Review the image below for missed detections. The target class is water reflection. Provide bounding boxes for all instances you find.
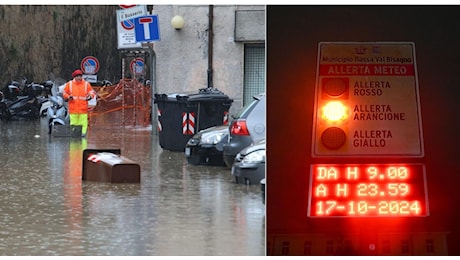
[0,119,265,255]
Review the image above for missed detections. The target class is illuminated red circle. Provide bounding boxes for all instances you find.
[322,78,347,97]
[321,127,346,150]
[119,5,137,9]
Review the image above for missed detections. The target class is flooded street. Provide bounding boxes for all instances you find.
[0,119,265,255]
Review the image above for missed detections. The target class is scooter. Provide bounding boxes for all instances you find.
[2,80,23,99]
[38,80,54,117]
[46,79,69,135]
[0,82,43,121]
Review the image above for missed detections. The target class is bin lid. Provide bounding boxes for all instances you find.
[155,88,233,102]
[187,92,231,101]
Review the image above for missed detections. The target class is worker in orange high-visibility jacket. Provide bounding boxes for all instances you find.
[63,69,96,137]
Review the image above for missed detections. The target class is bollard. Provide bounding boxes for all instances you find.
[82,149,140,183]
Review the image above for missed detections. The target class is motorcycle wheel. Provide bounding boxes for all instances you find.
[0,103,12,121]
[28,106,39,120]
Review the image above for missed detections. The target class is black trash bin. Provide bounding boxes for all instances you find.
[154,88,233,152]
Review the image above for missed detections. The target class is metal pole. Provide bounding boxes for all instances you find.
[207,5,214,89]
[121,55,125,79]
[145,8,157,135]
[150,47,157,135]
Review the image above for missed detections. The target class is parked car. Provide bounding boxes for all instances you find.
[185,125,229,166]
[231,138,266,185]
[223,93,266,168]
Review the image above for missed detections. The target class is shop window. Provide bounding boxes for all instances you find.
[401,240,410,254]
[426,239,434,253]
[326,240,334,255]
[383,240,390,255]
[281,241,290,256]
[304,241,312,255]
[343,240,353,255]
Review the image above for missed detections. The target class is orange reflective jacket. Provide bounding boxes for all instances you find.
[63,79,96,114]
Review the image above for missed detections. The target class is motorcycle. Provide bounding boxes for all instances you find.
[0,79,44,121]
[38,80,55,117]
[46,78,69,135]
[2,80,23,99]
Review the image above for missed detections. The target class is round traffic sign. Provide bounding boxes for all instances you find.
[121,19,136,30]
[80,56,99,75]
[119,5,137,9]
[130,58,145,75]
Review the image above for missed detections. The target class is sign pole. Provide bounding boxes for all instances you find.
[141,43,157,135]
[118,6,159,134]
[145,8,158,135]
[121,55,125,79]
[151,47,157,135]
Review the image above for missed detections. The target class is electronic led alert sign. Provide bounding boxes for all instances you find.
[308,164,429,217]
[312,42,424,157]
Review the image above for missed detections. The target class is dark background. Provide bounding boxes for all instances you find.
[266,5,460,255]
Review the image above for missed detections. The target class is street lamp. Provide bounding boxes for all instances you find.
[171,15,185,30]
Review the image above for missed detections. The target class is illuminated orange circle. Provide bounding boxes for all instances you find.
[321,101,348,122]
[323,78,347,97]
[321,127,346,150]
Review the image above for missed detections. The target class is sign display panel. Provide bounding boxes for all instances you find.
[312,42,424,157]
[116,9,143,49]
[134,15,160,42]
[117,5,147,22]
[308,164,429,217]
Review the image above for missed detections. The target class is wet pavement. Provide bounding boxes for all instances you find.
[0,119,265,255]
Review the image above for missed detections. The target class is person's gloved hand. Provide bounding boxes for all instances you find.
[86,95,92,101]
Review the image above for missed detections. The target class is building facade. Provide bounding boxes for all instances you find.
[267,232,449,256]
[128,5,265,117]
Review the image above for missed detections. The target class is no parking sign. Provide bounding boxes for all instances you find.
[81,56,100,75]
[130,57,145,75]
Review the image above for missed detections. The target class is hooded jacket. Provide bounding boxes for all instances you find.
[63,79,96,114]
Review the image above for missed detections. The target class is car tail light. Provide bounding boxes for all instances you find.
[230,119,250,136]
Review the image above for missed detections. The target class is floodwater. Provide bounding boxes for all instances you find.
[0,119,265,256]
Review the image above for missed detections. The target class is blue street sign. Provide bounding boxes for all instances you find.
[134,15,160,42]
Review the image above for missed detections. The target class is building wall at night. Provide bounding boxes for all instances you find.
[267,5,460,256]
[267,232,448,256]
